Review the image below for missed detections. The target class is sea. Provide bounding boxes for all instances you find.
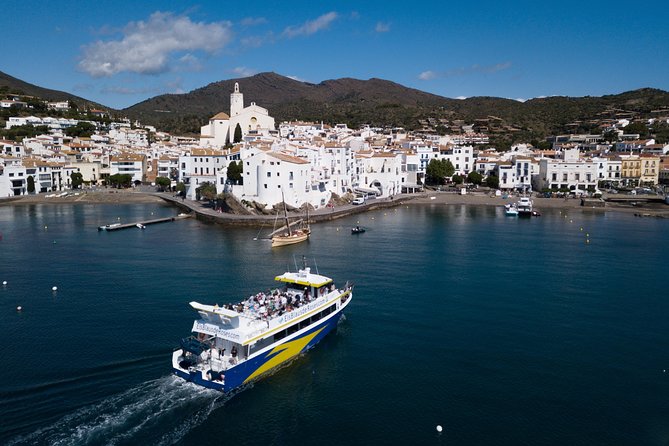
[0,201,668,446]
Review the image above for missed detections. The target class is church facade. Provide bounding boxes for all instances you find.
[200,82,275,147]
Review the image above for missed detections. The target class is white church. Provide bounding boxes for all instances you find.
[200,82,275,147]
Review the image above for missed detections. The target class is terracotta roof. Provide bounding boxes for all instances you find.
[211,112,230,120]
[267,152,309,164]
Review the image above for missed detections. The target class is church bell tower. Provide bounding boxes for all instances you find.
[230,82,244,117]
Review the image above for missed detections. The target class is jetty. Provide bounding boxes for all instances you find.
[98,213,191,231]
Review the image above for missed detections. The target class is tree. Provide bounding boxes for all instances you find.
[233,123,242,143]
[602,129,619,143]
[452,174,464,185]
[623,122,650,138]
[467,171,483,185]
[176,182,186,196]
[227,160,243,184]
[155,176,171,191]
[107,174,133,188]
[70,172,83,189]
[425,159,454,185]
[196,181,217,201]
[27,176,35,194]
[443,159,455,177]
[485,175,500,189]
[64,121,96,138]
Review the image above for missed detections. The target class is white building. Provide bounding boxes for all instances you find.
[238,150,330,210]
[179,148,231,200]
[200,83,275,147]
[533,149,598,192]
[109,153,146,184]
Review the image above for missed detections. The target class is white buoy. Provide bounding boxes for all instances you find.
[436,425,443,433]
[52,286,58,291]
[16,306,22,311]
[2,280,6,285]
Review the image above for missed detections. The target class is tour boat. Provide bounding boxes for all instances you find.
[172,262,353,392]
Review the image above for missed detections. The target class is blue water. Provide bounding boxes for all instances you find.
[1,202,668,445]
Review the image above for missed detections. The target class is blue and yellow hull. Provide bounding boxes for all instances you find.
[173,310,342,392]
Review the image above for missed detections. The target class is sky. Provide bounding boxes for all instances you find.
[2,0,668,110]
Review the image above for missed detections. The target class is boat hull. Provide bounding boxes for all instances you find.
[271,231,309,247]
[173,308,342,392]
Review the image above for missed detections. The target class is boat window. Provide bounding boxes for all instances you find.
[273,329,286,341]
[287,324,298,335]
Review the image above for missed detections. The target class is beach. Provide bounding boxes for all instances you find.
[3,188,668,219]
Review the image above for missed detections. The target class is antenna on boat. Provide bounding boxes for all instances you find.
[301,255,308,270]
[313,257,319,275]
[293,255,299,271]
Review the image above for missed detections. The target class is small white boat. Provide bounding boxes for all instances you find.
[98,223,122,231]
[504,203,519,216]
[136,223,146,229]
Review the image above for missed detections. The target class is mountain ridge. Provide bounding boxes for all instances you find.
[2,70,668,141]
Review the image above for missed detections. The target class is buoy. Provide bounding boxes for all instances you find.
[586,239,590,244]
[2,280,6,285]
[44,225,48,229]
[586,233,589,237]
[436,425,443,433]
[16,306,22,311]
[580,227,583,231]
[53,240,57,244]
[52,286,58,291]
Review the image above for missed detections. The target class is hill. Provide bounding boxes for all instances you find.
[123,72,669,140]
[3,69,669,143]
[0,70,106,111]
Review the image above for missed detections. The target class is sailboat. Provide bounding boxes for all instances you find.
[269,192,311,248]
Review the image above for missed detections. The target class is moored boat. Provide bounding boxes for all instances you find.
[98,223,121,231]
[351,226,366,234]
[270,192,310,247]
[504,203,519,216]
[517,197,533,217]
[172,262,353,392]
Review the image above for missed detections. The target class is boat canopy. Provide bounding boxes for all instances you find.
[275,267,332,288]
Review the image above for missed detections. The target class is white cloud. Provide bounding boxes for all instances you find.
[79,12,233,77]
[375,22,390,33]
[418,62,512,81]
[240,17,267,26]
[456,96,468,100]
[418,70,437,81]
[230,66,257,77]
[282,12,338,38]
[287,75,307,82]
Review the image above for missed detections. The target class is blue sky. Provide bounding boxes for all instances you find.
[3,0,668,109]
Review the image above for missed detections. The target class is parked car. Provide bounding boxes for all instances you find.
[352,197,365,205]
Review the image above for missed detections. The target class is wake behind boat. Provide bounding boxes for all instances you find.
[172,261,353,392]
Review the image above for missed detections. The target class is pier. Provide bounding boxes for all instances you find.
[98,214,191,231]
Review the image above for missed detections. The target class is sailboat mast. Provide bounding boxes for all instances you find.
[282,190,292,236]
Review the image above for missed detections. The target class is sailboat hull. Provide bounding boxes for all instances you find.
[271,230,310,247]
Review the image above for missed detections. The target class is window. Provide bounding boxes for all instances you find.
[267,172,271,177]
[264,184,267,188]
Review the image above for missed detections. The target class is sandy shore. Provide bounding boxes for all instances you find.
[3,189,668,219]
[0,189,165,205]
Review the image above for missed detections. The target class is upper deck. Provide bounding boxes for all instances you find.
[189,268,347,346]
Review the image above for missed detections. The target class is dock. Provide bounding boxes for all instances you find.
[98,213,191,231]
